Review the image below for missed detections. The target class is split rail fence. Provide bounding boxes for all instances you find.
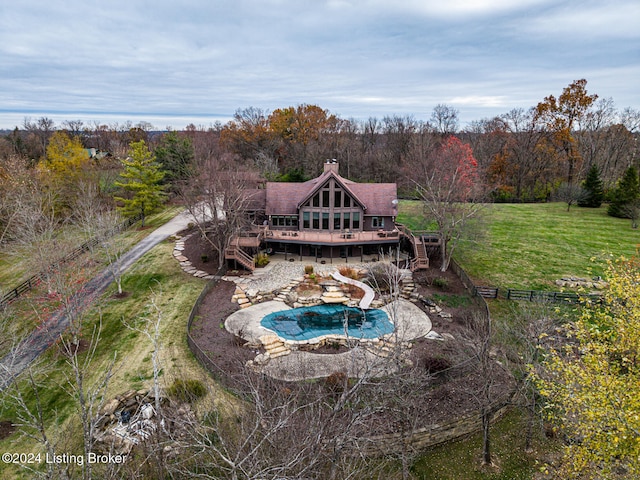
[0,214,141,308]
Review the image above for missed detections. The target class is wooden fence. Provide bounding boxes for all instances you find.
[185,268,239,387]
[0,214,141,308]
[505,288,601,303]
[449,258,602,304]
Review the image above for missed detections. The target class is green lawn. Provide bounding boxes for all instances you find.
[0,240,212,479]
[399,200,639,290]
[0,205,184,294]
[2,201,636,479]
[411,409,555,480]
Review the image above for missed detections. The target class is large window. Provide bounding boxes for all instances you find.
[343,212,350,230]
[333,213,341,230]
[299,179,363,231]
[271,216,298,227]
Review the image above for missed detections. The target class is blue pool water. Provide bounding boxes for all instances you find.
[261,304,394,341]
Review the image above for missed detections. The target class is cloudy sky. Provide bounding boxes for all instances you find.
[1,0,638,130]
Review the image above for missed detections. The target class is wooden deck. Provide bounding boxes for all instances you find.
[226,224,437,271]
[263,229,401,245]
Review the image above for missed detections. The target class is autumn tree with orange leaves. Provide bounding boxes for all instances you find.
[534,79,598,186]
[268,104,339,176]
[219,107,278,175]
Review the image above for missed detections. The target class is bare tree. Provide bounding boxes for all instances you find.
[94,210,128,296]
[59,320,118,480]
[382,115,418,167]
[73,181,108,253]
[9,185,67,294]
[431,104,459,135]
[0,156,31,247]
[623,198,640,229]
[454,310,504,466]
[23,116,55,160]
[63,119,85,140]
[122,288,164,420]
[409,136,485,271]
[554,181,587,211]
[499,301,561,452]
[181,152,259,269]
[0,362,69,479]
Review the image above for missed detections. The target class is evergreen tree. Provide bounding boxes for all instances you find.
[608,166,639,218]
[115,140,166,227]
[578,163,604,208]
[154,131,194,188]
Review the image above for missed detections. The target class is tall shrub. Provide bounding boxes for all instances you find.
[608,166,639,218]
[578,163,604,208]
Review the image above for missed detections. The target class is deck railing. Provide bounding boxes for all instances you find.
[225,246,255,271]
[263,228,400,244]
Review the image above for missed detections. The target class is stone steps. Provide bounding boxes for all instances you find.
[259,334,291,358]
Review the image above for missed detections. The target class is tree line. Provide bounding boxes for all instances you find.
[1,78,639,249]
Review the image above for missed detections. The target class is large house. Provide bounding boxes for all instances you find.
[226,160,430,270]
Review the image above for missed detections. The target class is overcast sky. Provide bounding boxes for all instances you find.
[1,0,638,130]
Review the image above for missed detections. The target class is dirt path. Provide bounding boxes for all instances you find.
[0,210,195,392]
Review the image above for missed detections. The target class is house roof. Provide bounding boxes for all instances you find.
[265,170,397,216]
[243,189,266,211]
[295,170,366,210]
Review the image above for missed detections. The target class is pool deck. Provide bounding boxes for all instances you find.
[225,299,432,381]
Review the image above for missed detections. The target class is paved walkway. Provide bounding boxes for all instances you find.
[0,210,196,391]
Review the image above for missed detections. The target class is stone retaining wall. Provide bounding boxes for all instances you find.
[350,402,511,456]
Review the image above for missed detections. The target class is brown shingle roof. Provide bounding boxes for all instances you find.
[265,171,397,217]
[243,189,266,211]
[349,182,398,216]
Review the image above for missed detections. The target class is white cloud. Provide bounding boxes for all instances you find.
[448,96,507,108]
[523,1,640,39]
[0,0,637,129]
[363,0,554,18]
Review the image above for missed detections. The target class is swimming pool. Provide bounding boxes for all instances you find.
[260,304,394,342]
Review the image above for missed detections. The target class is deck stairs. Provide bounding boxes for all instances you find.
[396,224,430,271]
[225,228,266,271]
[225,245,255,271]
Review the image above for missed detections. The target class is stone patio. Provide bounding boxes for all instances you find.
[225,296,432,381]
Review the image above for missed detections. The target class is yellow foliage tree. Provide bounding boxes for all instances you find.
[536,254,640,478]
[42,131,90,182]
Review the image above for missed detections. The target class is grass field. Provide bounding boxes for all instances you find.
[411,409,554,480]
[0,235,218,479]
[0,206,184,294]
[1,201,636,478]
[399,200,639,290]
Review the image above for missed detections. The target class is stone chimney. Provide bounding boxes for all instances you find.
[323,158,339,174]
